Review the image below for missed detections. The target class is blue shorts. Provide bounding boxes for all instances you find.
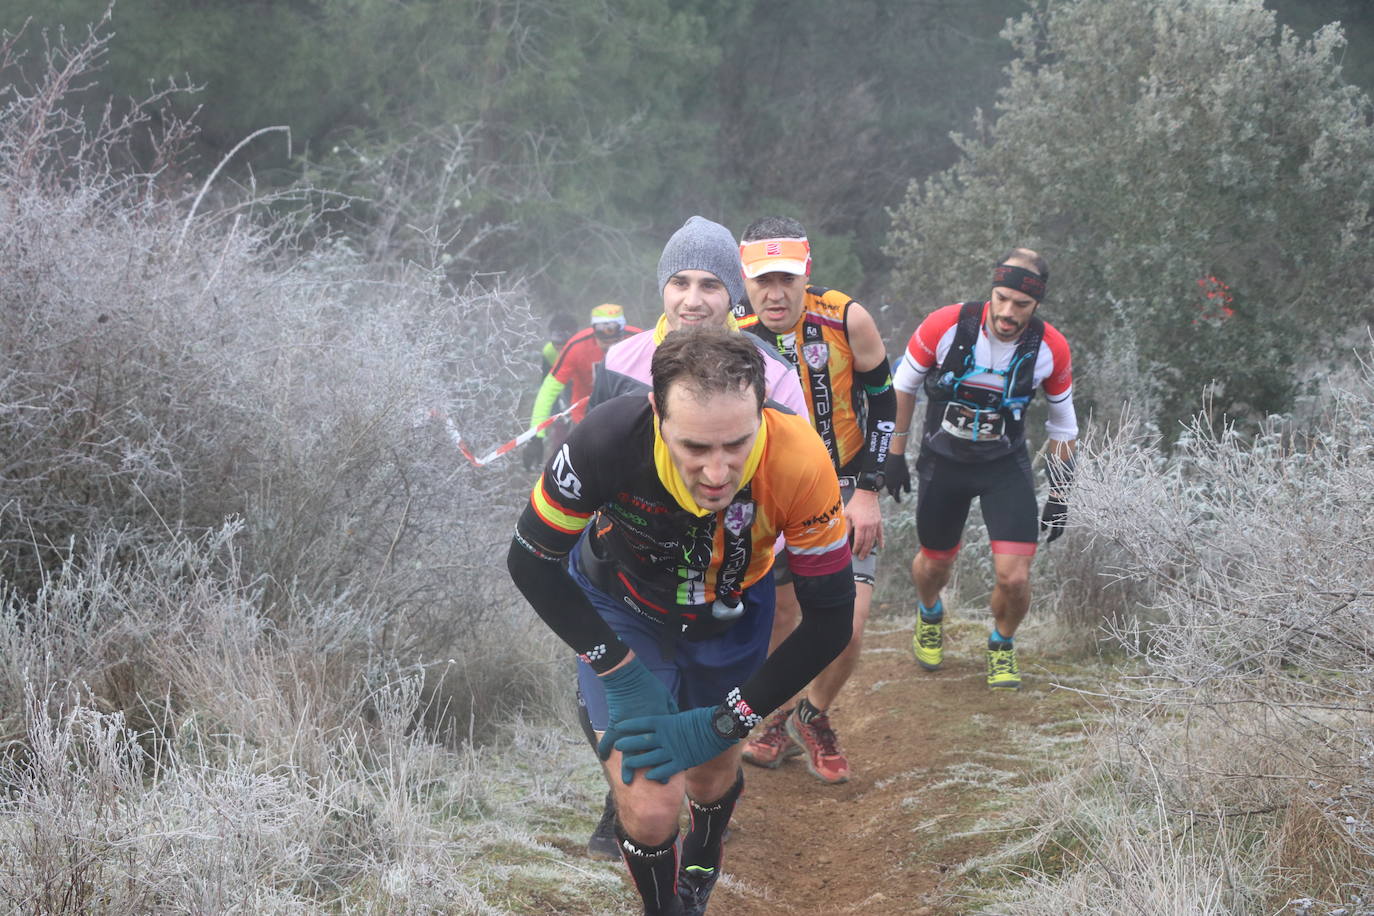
[569,539,776,731]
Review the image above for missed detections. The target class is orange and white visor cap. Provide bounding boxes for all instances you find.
[739,237,812,279]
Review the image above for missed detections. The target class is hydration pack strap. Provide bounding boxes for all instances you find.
[925,300,1044,417]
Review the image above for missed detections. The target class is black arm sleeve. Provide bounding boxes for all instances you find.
[735,565,855,718]
[506,526,629,674]
[856,359,896,479]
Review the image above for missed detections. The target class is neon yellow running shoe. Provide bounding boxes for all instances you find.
[913,617,943,671]
[987,643,1021,689]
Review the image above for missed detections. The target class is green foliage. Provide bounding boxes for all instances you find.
[13,0,1373,345]
[5,0,737,314]
[885,0,1374,432]
[713,0,1026,302]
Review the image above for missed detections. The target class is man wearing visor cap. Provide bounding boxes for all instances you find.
[527,303,640,468]
[733,216,896,786]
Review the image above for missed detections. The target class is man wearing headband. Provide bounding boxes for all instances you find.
[732,216,895,786]
[888,248,1078,689]
[526,303,640,469]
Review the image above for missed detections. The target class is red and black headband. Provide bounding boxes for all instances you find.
[992,263,1046,301]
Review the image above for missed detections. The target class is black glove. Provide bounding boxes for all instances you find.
[885,451,911,502]
[522,438,544,472]
[1040,495,1068,543]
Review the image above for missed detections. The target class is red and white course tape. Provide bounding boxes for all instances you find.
[440,396,588,467]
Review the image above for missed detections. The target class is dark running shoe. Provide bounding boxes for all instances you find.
[678,863,720,915]
[587,790,619,860]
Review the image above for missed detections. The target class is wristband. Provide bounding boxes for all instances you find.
[720,686,760,737]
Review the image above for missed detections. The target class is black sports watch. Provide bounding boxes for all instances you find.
[856,470,885,492]
[710,704,751,741]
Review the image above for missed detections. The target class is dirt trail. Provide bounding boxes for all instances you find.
[708,610,1096,915]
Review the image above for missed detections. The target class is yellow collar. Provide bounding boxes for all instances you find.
[653,412,768,517]
[652,312,741,345]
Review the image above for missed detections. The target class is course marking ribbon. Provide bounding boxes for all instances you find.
[440,396,588,467]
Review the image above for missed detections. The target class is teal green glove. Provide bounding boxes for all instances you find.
[611,706,736,784]
[594,659,677,762]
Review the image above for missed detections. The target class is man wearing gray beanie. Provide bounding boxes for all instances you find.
[656,215,746,309]
[587,216,805,413]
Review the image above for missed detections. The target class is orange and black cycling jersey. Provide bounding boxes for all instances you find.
[737,287,864,472]
[515,395,851,631]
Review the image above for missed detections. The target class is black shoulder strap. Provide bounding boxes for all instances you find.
[1007,315,1045,403]
[924,300,983,399]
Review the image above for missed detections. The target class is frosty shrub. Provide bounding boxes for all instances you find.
[0,18,567,747]
[0,21,592,912]
[988,351,1374,907]
[0,588,484,913]
[0,524,601,913]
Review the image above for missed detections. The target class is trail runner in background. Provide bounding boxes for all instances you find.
[732,217,895,785]
[524,304,639,470]
[522,312,579,470]
[540,311,579,374]
[887,248,1078,689]
[507,327,855,916]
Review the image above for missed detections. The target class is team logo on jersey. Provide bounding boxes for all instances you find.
[802,341,829,371]
[550,444,582,501]
[723,500,755,537]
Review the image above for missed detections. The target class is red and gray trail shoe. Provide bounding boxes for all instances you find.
[785,709,851,784]
[740,707,799,769]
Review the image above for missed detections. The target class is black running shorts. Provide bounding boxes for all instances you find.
[914,447,1038,552]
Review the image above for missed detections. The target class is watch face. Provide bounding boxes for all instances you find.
[713,711,739,738]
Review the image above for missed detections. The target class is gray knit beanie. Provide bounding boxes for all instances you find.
[656,215,745,306]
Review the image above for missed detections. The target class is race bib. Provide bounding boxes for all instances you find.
[941,402,1005,441]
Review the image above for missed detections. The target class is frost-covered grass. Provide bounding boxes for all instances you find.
[962,353,1374,913]
[0,22,630,914]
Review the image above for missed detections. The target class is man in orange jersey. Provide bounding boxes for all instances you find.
[733,217,895,785]
[509,328,855,915]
